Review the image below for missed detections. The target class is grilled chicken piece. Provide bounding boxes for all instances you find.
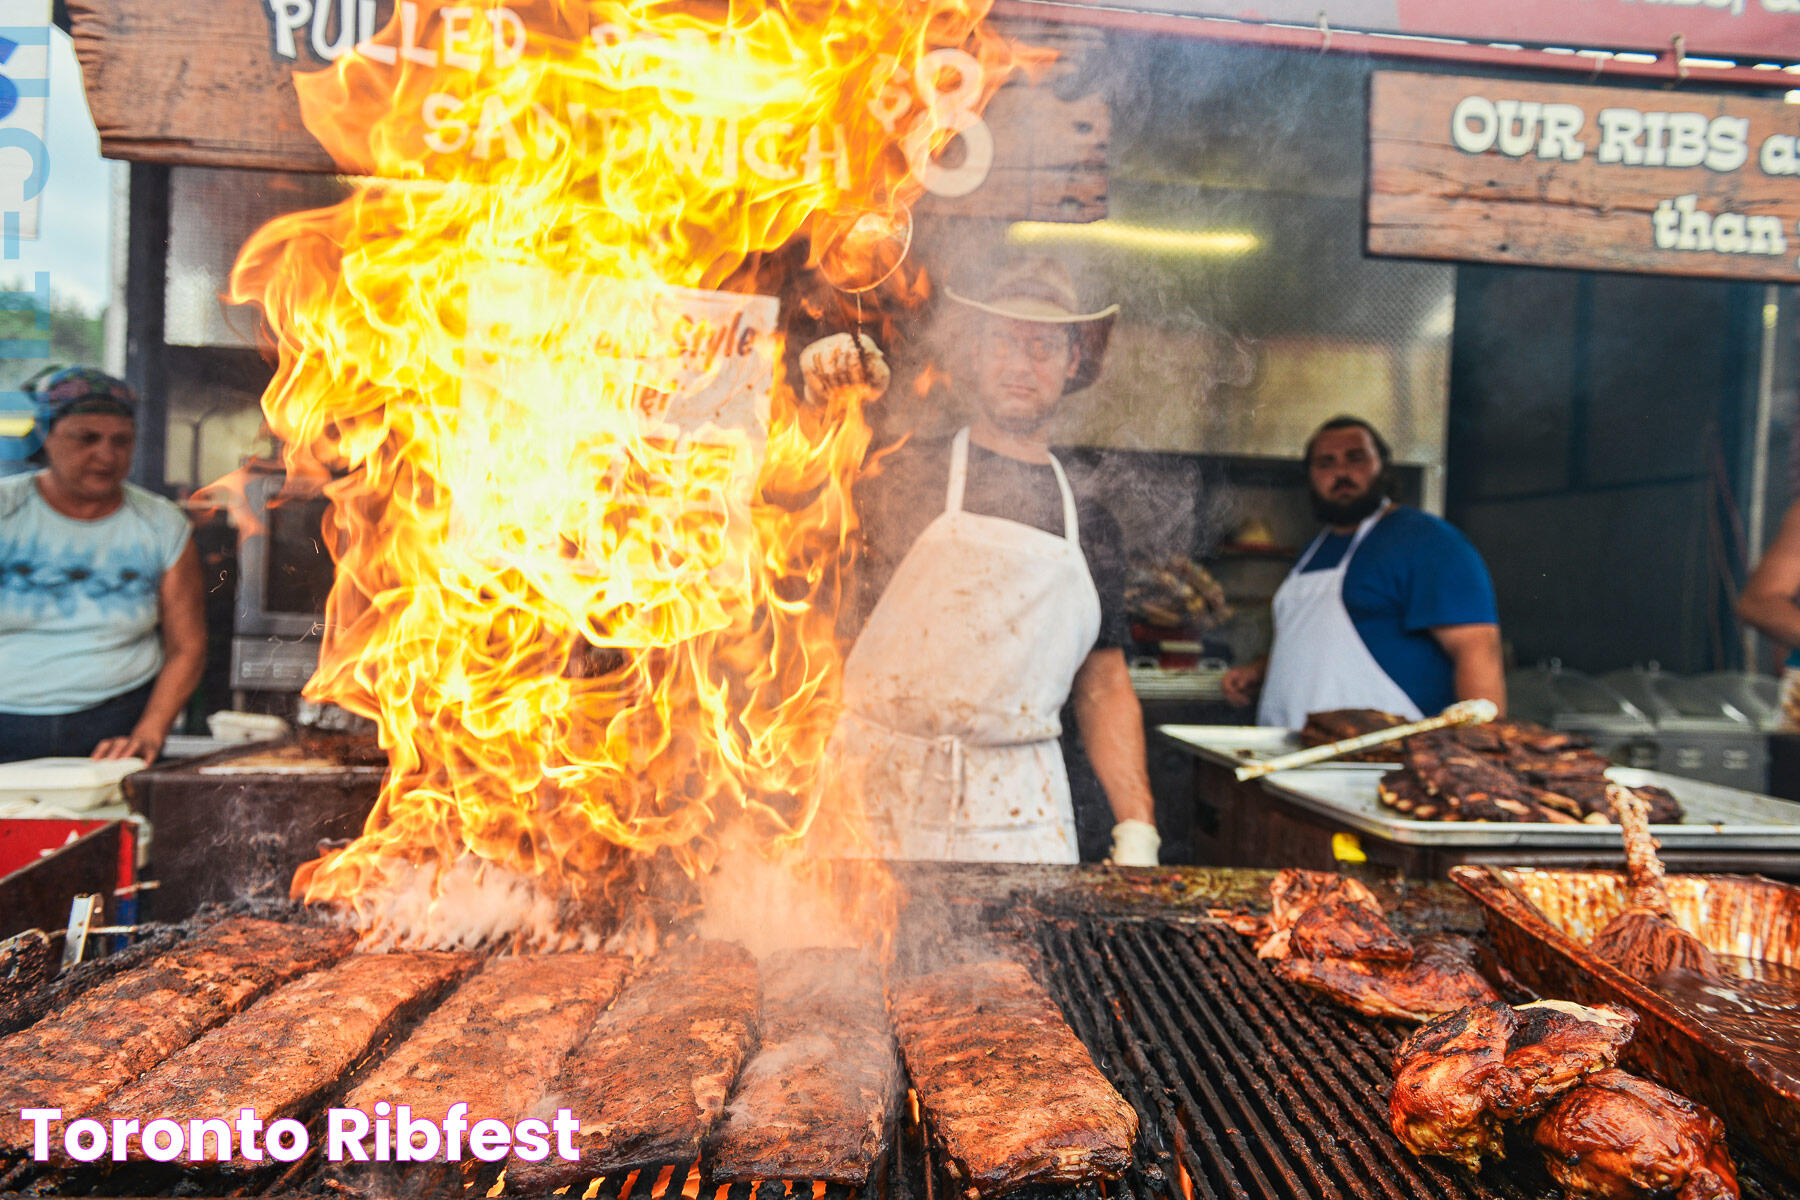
[1533,1069,1739,1200]
[1269,868,1382,923]
[1490,1001,1638,1120]
[1289,894,1412,964]
[1391,1000,1641,1173]
[1257,869,1389,960]
[1273,934,1498,1023]
[1389,1000,1518,1169]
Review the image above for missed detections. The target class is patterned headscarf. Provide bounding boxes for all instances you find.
[28,366,138,428]
[0,367,139,463]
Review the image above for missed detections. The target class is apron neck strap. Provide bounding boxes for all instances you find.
[1295,498,1390,572]
[1047,454,1080,548]
[947,427,971,512]
[1344,499,1391,558]
[946,427,1082,545]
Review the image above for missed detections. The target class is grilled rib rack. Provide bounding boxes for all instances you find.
[1,910,1792,1200]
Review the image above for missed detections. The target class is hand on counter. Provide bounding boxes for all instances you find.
[93,722,165,767]
[1222,657,1267,708]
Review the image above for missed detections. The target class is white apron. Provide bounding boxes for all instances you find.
[1256,503,1423,729]
[831,428,1101,863]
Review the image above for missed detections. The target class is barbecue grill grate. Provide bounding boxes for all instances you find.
[1024,914,1794,1200]
[1,911,1793,1199]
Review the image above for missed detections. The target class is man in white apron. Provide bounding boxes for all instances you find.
[1221,417,1505,728]
[804,257,1160,866]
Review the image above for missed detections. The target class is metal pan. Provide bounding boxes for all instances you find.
[1256,766,1800,848]
[1158,724,1400,771]
[1453,865,1800,1187]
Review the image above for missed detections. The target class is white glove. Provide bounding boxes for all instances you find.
[800,332,890,406]
[1108,819,1161,867]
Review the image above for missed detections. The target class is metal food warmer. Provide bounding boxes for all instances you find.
[121,734,385,922]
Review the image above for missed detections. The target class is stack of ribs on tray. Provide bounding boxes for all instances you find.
[1300,709,1683,825]
[0,917,1136,1198]
[1299,708,1414,763]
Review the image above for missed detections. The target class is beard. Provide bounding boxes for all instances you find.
[978,388,1060,438]
[1310,481,1387,526]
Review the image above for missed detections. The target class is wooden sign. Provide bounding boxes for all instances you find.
[1369,71,1800,283]
[65,0,1105,222]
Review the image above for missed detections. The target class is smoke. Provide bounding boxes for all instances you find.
[693,849,865,961]
[336,855,608,953]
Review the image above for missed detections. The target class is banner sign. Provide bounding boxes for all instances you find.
[1075,0,1800,64]
[461,268,780,512]
[67,0,1106,222]
[1368,70,1800,282]
[0,0,49,242]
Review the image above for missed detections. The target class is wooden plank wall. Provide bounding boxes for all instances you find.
[67,0,1106,222]
[1369,70,1800,283]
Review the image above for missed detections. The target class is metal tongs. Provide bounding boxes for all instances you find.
[1233,698,1499,781]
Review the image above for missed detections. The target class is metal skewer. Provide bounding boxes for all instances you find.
[1233,697,1499,781]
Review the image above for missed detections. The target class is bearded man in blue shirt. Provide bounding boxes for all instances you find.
[1222,417,1506,726]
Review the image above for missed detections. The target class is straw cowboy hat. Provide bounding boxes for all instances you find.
[945,256,1120,394]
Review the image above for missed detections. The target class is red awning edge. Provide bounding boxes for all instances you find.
[992,0,1800,92]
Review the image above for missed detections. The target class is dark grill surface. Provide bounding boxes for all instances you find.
[1,912,1793,1199]
[1027,916,1793,1200]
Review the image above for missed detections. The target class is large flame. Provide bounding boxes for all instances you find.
[228,0,1024,946]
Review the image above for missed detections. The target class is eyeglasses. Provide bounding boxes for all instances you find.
[978,328,1070,366]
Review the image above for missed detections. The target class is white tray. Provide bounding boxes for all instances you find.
[0,757,145,811]
[1258,766,1800,848]
[1157,724,1401,771]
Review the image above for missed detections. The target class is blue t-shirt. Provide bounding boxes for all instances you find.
[0,473,192,715]
[1296,506,1498,716]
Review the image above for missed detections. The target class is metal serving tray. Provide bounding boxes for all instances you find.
[1158,724,1400,771]
[1257,766,1800,848]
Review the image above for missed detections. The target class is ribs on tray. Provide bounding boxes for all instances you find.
[1368,725,1683,826]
